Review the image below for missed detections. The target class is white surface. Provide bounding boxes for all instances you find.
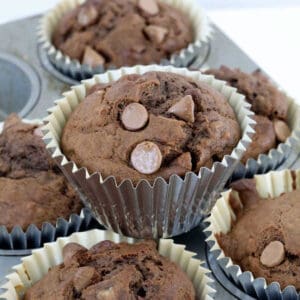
[0,0,299,100]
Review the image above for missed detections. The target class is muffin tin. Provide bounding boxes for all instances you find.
[0,12,300,300]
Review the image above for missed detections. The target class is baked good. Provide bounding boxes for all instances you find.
[61,71,241,183]
[205,66,291,162]
[24,240,195,299]
[0,114,82,230]
[53,0,193,68]
[217,178,300,290]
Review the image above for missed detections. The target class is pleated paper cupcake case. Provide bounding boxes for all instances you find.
[0,229,216,300]
[230,93,300,182]
[37,0,213,80]
[204,170,300,300]
[42,65,255,239]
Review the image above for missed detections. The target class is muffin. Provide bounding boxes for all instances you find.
[217,179,300,290]
[205,66,291,163]
[206,170,300,296]
[0,114,82,230]
[61,71,241,184]
[43,65,254,238]
[24,240,195,299]
[52,0,193,69]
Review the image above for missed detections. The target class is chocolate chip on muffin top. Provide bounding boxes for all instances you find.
[52,0,193,68]
[24,240,196,299]
[0,114,82,230]
[61,71,241,183]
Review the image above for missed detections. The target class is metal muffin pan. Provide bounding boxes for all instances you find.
[0,52,40,121]
[0,14,300,299]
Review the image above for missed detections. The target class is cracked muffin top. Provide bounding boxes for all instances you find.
[52,0,193,68]
[24,240,195,300]
[217,178,300,291]
[205,66,290,163]
[0,114,82,230]
[61,71,241,183]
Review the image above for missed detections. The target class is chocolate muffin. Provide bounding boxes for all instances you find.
[61,71,241,183]
[205,66,291,163]
[52,0,193,68]
[217,178,300,290]
[24,240,195,299]
[0,114,82,230]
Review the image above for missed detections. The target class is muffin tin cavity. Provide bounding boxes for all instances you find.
[0,53,40,121]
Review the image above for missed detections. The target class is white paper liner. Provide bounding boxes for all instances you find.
[205,169,300,299]
[0,229,215,300]
[231,93,300,181]
[42,65,255,239]
[37,0,213,80]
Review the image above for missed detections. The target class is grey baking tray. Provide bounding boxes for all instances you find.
[0,14,300,300]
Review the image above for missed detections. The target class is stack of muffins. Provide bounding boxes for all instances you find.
[1,0,300,299]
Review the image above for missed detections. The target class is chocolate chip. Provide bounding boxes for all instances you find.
[121,103,149,131]
[77,5,98,27]
[97,287,115,299]
[73,266,96,291]
[168,95,195,123]
[144,25,168,44]
[138,0,159,15]
[260,241,285,267]
[273,119,291,142]
[63,243,87,266]
[89,240,116,253]
[33,127,43,138]
[82,47,105,68]
[131,141,162,174]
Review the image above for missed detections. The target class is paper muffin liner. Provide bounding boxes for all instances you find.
[42,65,255,239]
[0,229,215,300]
[0,119,102,251]
[38,0,213,81]
[231,94,300,182]
[204,169,300,299]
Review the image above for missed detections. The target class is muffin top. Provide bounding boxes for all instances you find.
[0,115,82,230]
[205,66,290,162]
[24,240,195,299]
[61,71,241,183]
[217,178,300,290]
[53,0,193,68]
[205,66,288,119]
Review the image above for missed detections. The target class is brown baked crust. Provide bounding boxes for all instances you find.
[0,114,82,230]
[217,179,300,290]
[52,0,193,68]
[24,240,195,300]
[205,66,288,120]
[61,71,241,183]
[205,66,290,162]
[241,115,276,163]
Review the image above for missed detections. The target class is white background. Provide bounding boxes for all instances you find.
[0,0,300,100]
